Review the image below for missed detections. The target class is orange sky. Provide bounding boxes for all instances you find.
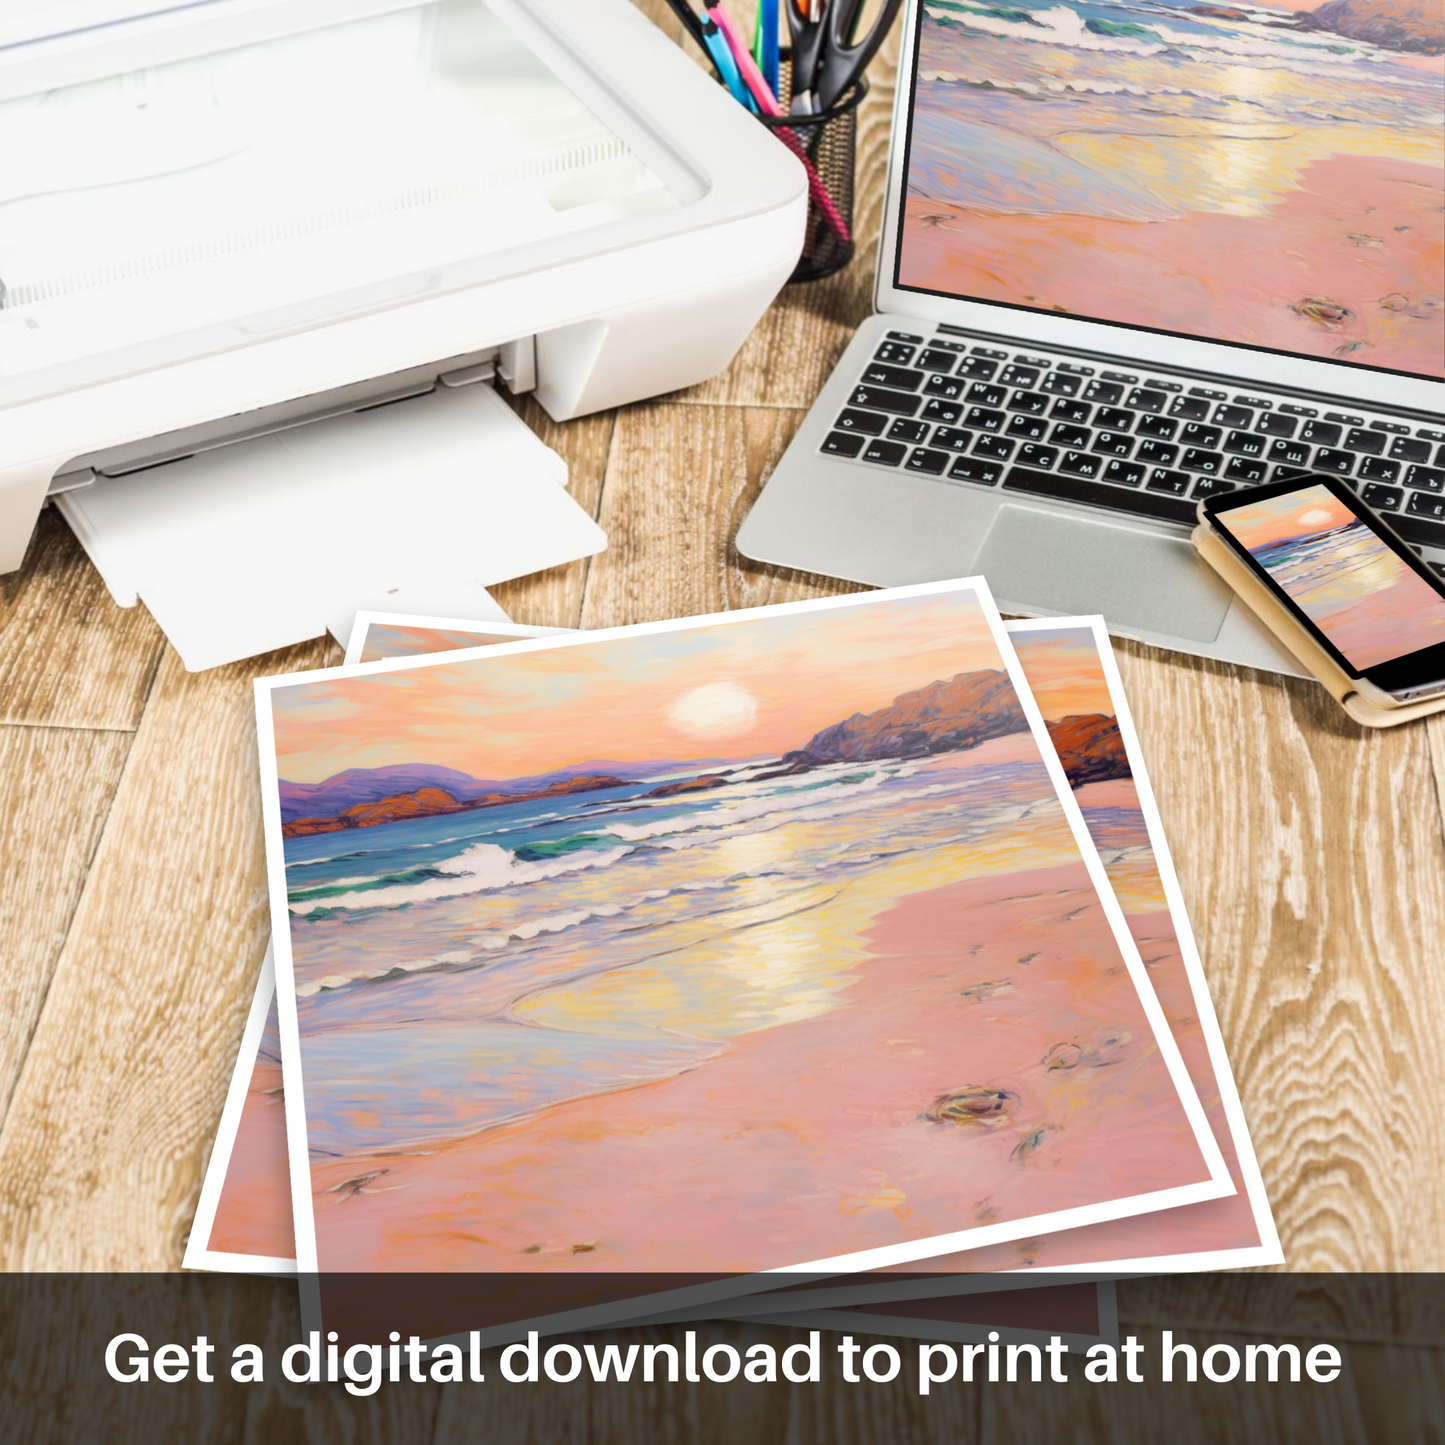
[1218,483,1358,553]
[272,591,1024,784]
[1009,626,1116,721]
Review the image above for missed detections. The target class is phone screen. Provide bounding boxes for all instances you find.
[1209,480,1445,681]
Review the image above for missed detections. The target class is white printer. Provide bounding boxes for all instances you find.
[0,0,806,665]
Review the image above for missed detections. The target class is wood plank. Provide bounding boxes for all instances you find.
[0,639,335,1270]
[579,403,864,630]
[490,397,614,630]
[1109,639,1445,1270]
[0,509,165,730]
[983,1322,1420,1445]
[430,1322,979,1445]
[0,725,134,1126]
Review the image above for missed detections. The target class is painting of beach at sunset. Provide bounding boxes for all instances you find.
[260,586,1226,1284]
[900,0,1444,375]
[1217,483,1445,668]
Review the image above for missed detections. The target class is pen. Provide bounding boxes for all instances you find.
[755,0,780,98]
[661,0,707,50]
[699,11,756,109]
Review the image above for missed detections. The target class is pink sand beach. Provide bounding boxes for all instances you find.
[307,853,1212,1276]
[903,152,1443,376]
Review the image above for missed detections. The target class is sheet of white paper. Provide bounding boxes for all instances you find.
[57,383,603,669]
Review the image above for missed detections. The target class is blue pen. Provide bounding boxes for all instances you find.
[700,14,755,110]
[758,0,780,98]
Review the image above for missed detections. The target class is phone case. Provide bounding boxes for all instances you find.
[1192,523,1445,729]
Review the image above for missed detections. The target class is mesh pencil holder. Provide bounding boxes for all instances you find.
[759,69,867,284]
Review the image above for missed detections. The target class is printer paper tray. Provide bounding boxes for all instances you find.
[57,384,604,671]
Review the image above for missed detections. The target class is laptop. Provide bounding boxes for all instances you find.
[737,0,1445,673]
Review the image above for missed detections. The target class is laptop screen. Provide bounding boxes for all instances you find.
[893,1,1444,381]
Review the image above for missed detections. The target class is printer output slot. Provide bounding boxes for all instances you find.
[46,338,540,497]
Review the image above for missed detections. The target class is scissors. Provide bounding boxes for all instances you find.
[785,0,903,113]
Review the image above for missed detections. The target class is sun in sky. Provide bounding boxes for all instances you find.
[667,681,759,738]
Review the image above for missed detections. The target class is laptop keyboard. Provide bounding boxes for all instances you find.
[821,329,1445,570]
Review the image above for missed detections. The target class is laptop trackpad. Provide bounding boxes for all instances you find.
[976,505,1233,643]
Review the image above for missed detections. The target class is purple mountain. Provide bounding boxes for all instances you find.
[278,757,766,823]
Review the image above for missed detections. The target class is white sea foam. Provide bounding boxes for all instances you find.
[288,840,635,914]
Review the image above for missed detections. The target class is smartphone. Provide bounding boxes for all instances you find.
[1201,474,1445,705]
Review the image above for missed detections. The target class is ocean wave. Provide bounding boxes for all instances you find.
[927,3,1168,53]
[288,840,635,915]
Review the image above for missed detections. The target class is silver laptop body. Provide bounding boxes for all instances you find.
[738,1,1445,674]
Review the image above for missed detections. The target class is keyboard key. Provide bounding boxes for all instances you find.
[1084,379,1124,405]
[948,456,1004,485]
[1017,443,1059,470]
[1136,439,1179,467]
[1392,512,1445,550]
[971,346,1009,359]
[1223,430,1266,458]
[861,438,908,466]
[958,356,1000,380]
[1407,491,1445,522]
[974,435,1015,461]
[1060,451,1103,478]
[863,362,925,389]
[1189,385,1228,400]
[1057,362,1094,375]
[966,382,1008,407]
[1093,432,1134,457]
[931,427,974,452]
[1268,437,1312,467]
[1300,419,1341,447]
[1272,464,1316,482]
[1214,404,1254,429]
[1008,390,1050,416]
[1345,428,1385,456]
[1050,424,1091,450]
[1136,414,1179,440]
[1324,411,1363,426]
[1126,387,1167,413]
[1279,403,1317,417]
[1006,414,1048,441]
[835,408,889,435]
[887,418,931,444]
[916,348,959,373]
[924,374,967,400]
[1313,448,1354,476]
[999,364,1040,388]
[850,384,921,417]
[1224,456,1268,483]
[1050,398,1092,425]
[1370,419,1410,435]
[1102,370,1138,384]
[1257,413,1298,438]
[1147,469,1191,495]
[1103,459,1145,487]
[1180,423,1222,449]
[1169,395,1211,421]
[1192,477,1235,499]
[907,447,950,475]
[1388,436,1431,464]
[1149,379,1183,393]
[886,330,924,343]
[874,342,916,365]
[1182,448,1223,474]
[1095,406,1134,432]
[821,431,864,457]
[1362,483,1403,511]
[1423,428,1445,443]
[1005,465,1196,524]
[1014,354,1051,368]
[1407,465,1445,493]
[965,406,1006,432]
[1041,372,1081,397]
[1438,445,1445,466]
[922,398,963,424]
[931,339,969,353]
[1359,456,1400,483]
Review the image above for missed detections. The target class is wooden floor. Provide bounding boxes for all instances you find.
[1,5,1442,1439]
